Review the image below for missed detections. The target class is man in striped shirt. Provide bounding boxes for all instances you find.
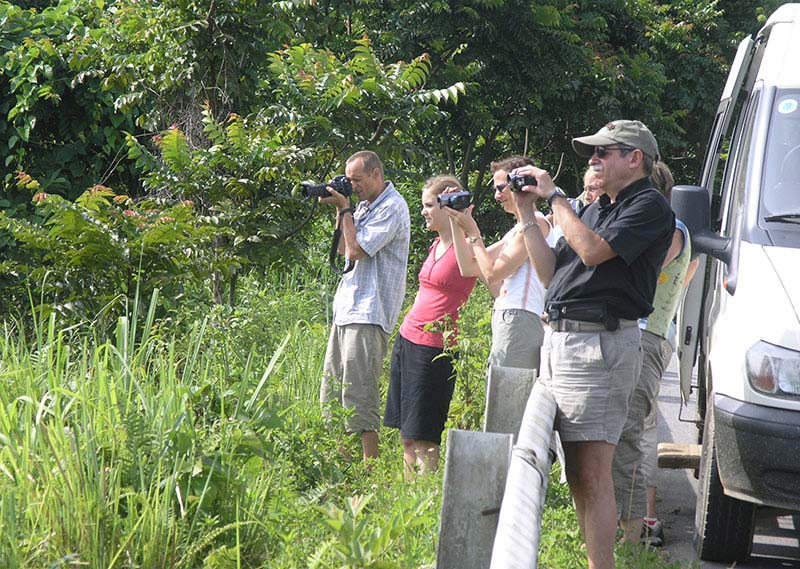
[319,150,411,461]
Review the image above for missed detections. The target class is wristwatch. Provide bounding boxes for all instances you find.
[547,187,568,207]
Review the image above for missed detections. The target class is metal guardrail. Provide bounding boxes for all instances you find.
[437,367,557,569]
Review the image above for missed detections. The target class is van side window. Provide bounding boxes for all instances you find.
[722,90,761,237]
[762,89,800,219]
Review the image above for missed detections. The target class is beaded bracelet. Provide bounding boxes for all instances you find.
[521,220,540,233]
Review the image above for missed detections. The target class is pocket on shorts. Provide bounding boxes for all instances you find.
[501,309,520,324]
[563,332,604,365]
[659,338,673,366]
[600,328,640,372]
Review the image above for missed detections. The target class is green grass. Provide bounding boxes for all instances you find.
[0,272,688,568]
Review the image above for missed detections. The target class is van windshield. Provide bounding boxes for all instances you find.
[762,89,800,226]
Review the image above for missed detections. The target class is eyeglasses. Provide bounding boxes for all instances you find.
[593,145,634,159]
[493,183,509,192]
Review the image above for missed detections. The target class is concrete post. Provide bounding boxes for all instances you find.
[436,429,514,569]
[489,382,558,569]
[483,365,537,438]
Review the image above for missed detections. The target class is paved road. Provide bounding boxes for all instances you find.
[655,357,800,568]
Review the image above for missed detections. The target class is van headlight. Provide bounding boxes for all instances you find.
[746,341,800,397]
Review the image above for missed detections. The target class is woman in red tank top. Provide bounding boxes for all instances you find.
[383,175,478,479]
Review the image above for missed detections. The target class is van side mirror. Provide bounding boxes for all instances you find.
[671,185,732,265]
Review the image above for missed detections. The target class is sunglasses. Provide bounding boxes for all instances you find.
[593,145,634,159]
[493,182,510,192]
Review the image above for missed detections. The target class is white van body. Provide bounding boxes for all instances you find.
[673,3,800,563]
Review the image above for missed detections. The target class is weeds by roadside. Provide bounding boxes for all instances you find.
[0,272,684,568]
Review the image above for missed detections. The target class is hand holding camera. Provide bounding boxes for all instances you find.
[507,166,555,201]
[301,175,353,200]
[437,190,471,211]
[441,187,480,238]
[507,171,537,192]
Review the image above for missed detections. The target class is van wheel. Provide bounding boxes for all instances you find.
[695,406,756,562]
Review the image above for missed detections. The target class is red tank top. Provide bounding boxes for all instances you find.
[399,238,477,348]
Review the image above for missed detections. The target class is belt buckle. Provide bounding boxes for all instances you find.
[552,318,568,332]
[605,314,619,332]
[547,305,568,322]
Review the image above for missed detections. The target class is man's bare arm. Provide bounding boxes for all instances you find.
[552,198,616,267]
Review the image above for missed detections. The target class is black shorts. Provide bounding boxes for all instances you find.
[383,334,456,445]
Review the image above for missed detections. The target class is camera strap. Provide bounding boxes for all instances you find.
[329,227,355,276]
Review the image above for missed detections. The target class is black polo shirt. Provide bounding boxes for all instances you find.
[545,176,675,320]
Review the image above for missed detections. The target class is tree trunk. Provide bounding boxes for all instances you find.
[228,270,237,306]
[473,125,500,207]
[459,137,474,190]
[444,137,455,175]
[213,271,224,305]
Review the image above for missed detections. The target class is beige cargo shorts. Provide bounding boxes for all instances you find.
[320,323,388,433]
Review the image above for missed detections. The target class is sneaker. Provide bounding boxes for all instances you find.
[641,519,665,547]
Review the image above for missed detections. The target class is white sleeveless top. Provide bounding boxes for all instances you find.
[493,213,555,314]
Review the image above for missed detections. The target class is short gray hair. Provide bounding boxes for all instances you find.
[346,150,384,176]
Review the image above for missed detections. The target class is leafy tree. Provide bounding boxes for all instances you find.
[127,41,464,303]
[0,0,780,324]
[0,1,137,198]
[276,0,744,200]
[0,180,206,324]
[0,0,296,200]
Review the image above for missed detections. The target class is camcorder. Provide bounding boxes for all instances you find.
[437,191,471,211]
[301,175,353,199]
[507,172,537,192]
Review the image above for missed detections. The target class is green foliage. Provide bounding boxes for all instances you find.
[0,272,434,568]
[0,271,693,568]
[0,1,138,197]
[263,38,462,169]
[0,180,207,325]
[444,285,493,431]
[0,0,303,203]
[312,493,433,568]
[328,0,743,213]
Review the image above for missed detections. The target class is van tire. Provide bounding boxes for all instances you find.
[695,406,756,563]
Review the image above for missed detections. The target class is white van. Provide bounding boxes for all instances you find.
[671,3,800,564]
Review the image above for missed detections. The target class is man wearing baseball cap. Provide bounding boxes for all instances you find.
[509,120,674,569]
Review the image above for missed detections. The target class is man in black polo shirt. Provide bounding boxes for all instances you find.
[510,120,674,569]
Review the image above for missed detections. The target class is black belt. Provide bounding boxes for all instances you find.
[546,303,620,331]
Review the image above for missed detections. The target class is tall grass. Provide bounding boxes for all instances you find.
[0,269,689,568]
[0,294,250,567]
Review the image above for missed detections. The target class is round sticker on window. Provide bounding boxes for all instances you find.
[778,98,798,114]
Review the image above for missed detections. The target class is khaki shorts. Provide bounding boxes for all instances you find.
[641,333,673,485]
[613,330,672,518]
[320,323,388,433]
[489,308,545,371]
[540,319,641,445]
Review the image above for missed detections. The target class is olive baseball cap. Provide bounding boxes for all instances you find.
[572,120,660,161]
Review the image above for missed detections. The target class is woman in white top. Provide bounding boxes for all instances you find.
[446,155,555,372]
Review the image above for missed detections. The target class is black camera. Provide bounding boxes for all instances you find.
[507,172,537,192]
[437,191,471,211]
[301,175,353,199]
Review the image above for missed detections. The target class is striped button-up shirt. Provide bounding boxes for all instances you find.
[333,181,410,334]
